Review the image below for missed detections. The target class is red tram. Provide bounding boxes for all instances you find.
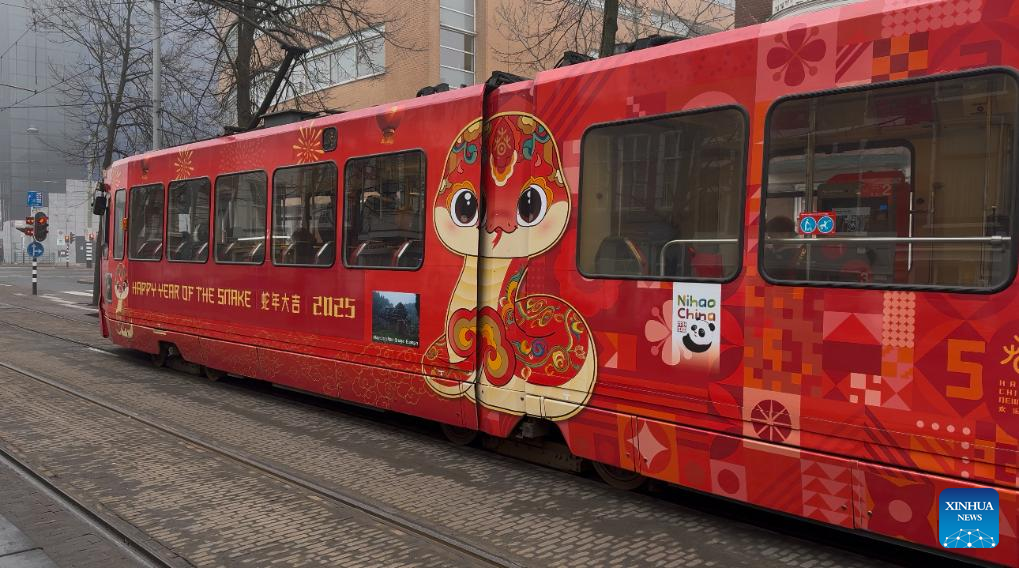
[98,0,1018,563]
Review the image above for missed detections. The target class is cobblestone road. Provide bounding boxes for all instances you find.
[0,287,952,567]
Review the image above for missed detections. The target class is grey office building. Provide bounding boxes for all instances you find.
[0,3,85,261]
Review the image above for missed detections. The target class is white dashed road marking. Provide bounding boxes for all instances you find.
[41,294,96,312]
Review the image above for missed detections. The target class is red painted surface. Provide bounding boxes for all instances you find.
[100,1,1019,563]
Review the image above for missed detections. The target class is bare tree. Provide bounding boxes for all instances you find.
[34,0,222,171]
[173,0,407,129]
[496,0,734,72]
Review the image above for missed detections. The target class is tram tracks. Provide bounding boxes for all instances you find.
[0,352,524,568]
[0,440,179,568]
[0,302,954,568]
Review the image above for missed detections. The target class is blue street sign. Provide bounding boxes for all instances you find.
[26,191,43,208]
[799,216,817,234]
[817,215,835,234]
[26,241,44,258]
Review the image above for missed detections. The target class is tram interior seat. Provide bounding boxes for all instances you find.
[171,232,192,260]
[219,241,236,261]
[194,242,208,262]
[395,239,423,268]
[285,227,315,265]
[193,226,209,261]
[248,241,264,263]
[594,235,647,275]
[136,239,162,259]
[312,210,335,266]
[316,241,334,264]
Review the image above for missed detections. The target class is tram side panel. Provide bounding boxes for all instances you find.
[526,23,757,489]
[100,89,486,430]
[529,0,1019,564]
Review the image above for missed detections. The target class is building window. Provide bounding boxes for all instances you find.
[578,108,746,280]
[761,71,1017,290]
[128,184,164,261]
[440,0,475,87]
[272,162,337,267]
[112,189,125,260]
[215,171,267,264]
[167,178,211,263]
[285,31,385,98]
[344,151,426,269]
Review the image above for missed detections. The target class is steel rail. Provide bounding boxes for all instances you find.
[0,443,179,568]
[0,334,523,568]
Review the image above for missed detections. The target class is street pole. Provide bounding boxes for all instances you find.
[31,256,36,295]
[152,0,162,151]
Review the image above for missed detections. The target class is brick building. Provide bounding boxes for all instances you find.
[270,0,735,113]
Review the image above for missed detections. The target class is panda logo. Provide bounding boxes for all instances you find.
[682,321,716,354]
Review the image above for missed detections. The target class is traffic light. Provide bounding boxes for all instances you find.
[16,226,33,237]
[34,212,48,242]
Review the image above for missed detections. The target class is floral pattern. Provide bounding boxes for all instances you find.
[645,300,681,366]
[767,25,826,86]
[293,124,324,164]
[173,148,194,180]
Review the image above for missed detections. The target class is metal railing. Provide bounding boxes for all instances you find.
[659,238,739,276]
[764,235,1011,244]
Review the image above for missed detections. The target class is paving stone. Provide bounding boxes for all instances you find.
[0,300,933,568]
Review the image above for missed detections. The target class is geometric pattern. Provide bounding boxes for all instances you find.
[872,33,929,82]
[882,291,916,347]
[879,346,913,410]
[850,373,885,406]
[753,288,824,393]
[743,387,801,447]
[880,2,983,38]
[597,332,637,371]
[801,459,852,526]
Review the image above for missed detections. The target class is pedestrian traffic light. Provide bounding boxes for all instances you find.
[34,212,48,242]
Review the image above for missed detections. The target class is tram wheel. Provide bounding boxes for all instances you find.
[592,462,647,491]
[440,423,479,446]
[150,344,168,367]
[203,366,225,381]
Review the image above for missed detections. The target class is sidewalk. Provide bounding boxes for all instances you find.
[0,458,141,568]
[0,514,58,568]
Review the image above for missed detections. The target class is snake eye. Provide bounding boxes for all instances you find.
[516,184,548,227]
[450,187,479,227]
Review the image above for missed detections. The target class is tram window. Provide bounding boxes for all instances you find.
[343,150,426,269]
[215,171,267,264]
[762,71,1017,290]
[128,183,164,261]
[112,189,126,260]
[577,108,746,280]
[167,178,210,263]
[272,162,337,267]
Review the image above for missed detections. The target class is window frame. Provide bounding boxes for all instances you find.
[166,176,212,265]
[439,0,476,86]
[213,169,269,266]
[575,104,750,284]
[341,148,428,272]
[271,161,338,269]
[112,188,125,260]
[759,67,1019,294]
[127,183,165,262]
